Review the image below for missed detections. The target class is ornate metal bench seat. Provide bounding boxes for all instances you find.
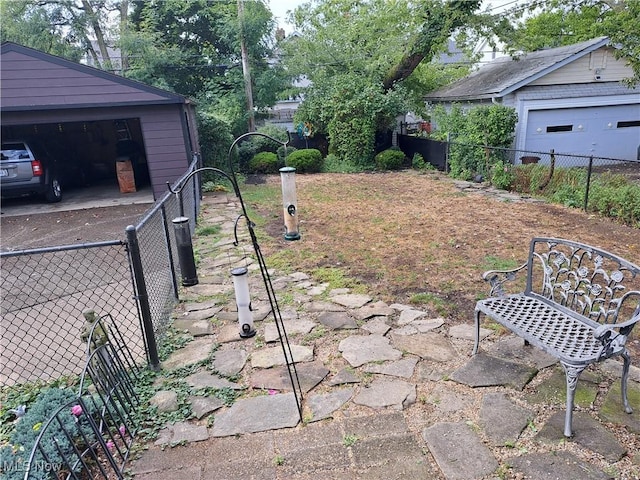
[473,237,640,437]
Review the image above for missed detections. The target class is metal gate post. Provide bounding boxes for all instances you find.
[584,156,594,212]
[125,225,160,371]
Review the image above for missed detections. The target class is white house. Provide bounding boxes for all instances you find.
[425,37,640,163]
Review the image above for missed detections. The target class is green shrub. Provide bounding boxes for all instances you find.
[0,388,99,480]
[490,160,515,190]
[375,148,405,170]
[252,125,289,153]
[433,104,517,179]
[411,153,427,170]
[249,152,280,173]
[510,165,639,227]
[286,149,323,173]
[277,145,297,164]
[589,173,640,227]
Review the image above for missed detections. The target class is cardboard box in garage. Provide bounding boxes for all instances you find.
[116,158,136,193]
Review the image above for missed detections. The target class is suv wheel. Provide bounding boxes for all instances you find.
[45,177,62,203]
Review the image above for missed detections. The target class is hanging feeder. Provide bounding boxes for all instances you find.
[280,167,300,241]
[231,266,256,338]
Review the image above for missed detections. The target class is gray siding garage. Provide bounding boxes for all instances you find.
[425,37,640,164]
[1,42,199,200]
[524,103,640,164]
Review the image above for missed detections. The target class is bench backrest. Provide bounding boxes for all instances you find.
[526,237,640,326]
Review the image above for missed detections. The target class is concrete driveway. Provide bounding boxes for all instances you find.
[0,182,154,218]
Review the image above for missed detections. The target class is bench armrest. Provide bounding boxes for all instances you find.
[593,311,640,359]
[482,262,528,297]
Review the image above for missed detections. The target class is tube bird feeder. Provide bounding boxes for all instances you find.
[279,167,300,241]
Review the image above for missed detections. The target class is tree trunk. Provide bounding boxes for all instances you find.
[382,0,481,91]
[237,0,255,132]
[81,0,113,71]
[119,0,129,73]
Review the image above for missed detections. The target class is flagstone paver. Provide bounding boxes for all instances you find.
[338,334,402,367]
[161,336,218,370]
[185,371,244,390]
[390,332,457,362]
[361,317,391,335]
[249,360,329,393]
[328,368,360,386]
[154,422,209,446]
[211,347,248,376]
[450,352,538,390]
[330,293,372,308]
[362,356,418,379]
[510,451,611,480]
[306,387,355,422]
[422,422,498,480]
[536,412,627,463]
[317,311,358,330]
[352,378,416,410]
[210,392,301,437]
[251,344,314,368]
[263,319,316,342]
[479,392,533,446]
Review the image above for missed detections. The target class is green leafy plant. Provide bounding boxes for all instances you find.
[0,388,99,480]
[490,160,515,189]
[433,104,517,179]
[277,145,297,164]
[411,152,433,170]
[286,149,323,173]
[342,433,359,447]
[248,152,280,174]
[374,148,406,170]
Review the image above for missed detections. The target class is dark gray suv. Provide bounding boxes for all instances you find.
[1,140,63,203]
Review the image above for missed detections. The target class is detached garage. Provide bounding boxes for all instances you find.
[425,37,640,164]
[1,42,200,201]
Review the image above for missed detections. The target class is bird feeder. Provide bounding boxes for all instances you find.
[172,216,198,286]
[231,267,256,338]
[279,167,300,240]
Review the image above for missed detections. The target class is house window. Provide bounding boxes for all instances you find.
[617,120,640,128]
[546,125,573,133]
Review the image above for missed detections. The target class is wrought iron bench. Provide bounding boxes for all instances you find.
[473,237,640,437]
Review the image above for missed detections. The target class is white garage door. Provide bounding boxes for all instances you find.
[525,104,640,163]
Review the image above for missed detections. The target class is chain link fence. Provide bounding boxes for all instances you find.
[125,158,201,368]
[0,241,142,386]
[0,157,202,387]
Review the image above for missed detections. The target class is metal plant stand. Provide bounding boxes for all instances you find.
[167,132,304,422]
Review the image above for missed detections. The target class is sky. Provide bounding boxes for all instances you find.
[268,0,305,34]
[267,0,524,34]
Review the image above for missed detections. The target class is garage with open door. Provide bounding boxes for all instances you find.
[1,42,200,203]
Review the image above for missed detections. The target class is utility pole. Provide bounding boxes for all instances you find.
[237,0,256,132]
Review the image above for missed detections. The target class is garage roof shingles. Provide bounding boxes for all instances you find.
[1,42,187,111]
[425,37,610,102]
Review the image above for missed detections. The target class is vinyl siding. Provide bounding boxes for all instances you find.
[529,47,633,86]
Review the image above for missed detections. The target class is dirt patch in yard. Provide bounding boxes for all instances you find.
[245,170,640,355]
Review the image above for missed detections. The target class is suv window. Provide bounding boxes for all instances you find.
[1,143,31,160]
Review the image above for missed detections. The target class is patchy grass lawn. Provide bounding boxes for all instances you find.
[242,170,640,354]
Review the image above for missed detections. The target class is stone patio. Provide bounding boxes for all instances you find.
[129,193,640,480]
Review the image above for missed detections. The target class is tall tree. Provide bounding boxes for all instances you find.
[282,0,480,165]
[0,1,84,60]
[487,0,640,85]
[0,0,129,71]
[127,0,288,132]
